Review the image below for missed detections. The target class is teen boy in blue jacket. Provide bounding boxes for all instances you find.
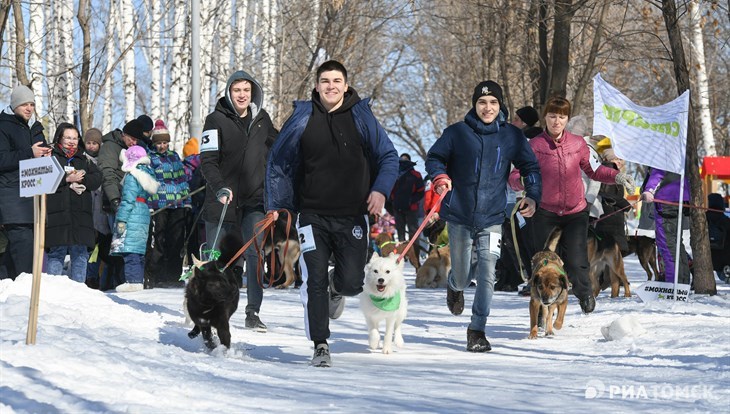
[426,81,541,352]
[266,60,398,367]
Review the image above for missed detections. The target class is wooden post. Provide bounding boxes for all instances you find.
[26,194,46,345]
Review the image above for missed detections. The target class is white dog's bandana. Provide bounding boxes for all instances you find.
[369,292,401,311]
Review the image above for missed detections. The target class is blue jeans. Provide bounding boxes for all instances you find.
[447,222,501,332]
[47,245,90,283]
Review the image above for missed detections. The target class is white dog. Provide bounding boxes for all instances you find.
[359,253,408,354]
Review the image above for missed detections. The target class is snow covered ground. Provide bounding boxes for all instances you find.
[1,255,728,413]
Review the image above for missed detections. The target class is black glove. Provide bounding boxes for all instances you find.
[111,198,121,213]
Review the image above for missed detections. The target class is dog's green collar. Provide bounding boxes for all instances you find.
[379,240,396,249]
[369,292,401,311]
[540,259,566,276]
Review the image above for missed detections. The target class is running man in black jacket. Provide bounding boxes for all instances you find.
[200,70,277,332]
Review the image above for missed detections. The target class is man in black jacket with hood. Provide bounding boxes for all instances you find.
[200,70,277,332]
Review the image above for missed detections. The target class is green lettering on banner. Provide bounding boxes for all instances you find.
[671,122,680,137]
[601,104,680,137]
[622,109,637,125]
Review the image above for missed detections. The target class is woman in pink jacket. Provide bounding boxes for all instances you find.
[509,97,635,314]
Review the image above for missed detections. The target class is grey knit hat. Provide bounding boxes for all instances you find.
[10,85,35,110]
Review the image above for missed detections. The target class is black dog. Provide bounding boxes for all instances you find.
[184,233,242,349]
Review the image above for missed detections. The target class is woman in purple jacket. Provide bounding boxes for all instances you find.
[509,97,635,314]
[641,168,690,284]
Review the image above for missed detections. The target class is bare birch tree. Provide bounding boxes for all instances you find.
[102,1,118,132]
[168,0,191,148]
[121,0,136,121]
[688,0,715,157]
[149,0,162,119]
[28,0,44,117]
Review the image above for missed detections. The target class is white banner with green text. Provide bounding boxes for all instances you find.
[592,73,689,174]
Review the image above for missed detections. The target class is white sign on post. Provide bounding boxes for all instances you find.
[635,281,691,303]
[19,156,65,197]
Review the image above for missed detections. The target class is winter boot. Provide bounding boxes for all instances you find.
[446,286,464,316]
[245,312,267,332]
[466,328,492,352]
[579,295,596,314]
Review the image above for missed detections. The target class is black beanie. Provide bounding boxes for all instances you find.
[516,106,540,127]
[136,114,154,132]
[472,80,503,109]
[122,119,146,141]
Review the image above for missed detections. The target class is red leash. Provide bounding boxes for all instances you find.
[653,199,725,213]
[396,191,447,264]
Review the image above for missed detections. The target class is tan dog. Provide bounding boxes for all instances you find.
[415,246,450,288]
[263,213,301,289]
[587,232,631,298]
[375,233,421,271]
[529,228,570,339]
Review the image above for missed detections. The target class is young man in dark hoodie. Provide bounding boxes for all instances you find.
[200,70,277,332]
[426,81,542,352]
[265,60,398,367]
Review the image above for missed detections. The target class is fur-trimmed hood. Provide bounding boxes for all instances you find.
[119,149,159,195]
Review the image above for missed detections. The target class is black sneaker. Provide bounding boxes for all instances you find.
[579,296,596,314]
[310,343,332,367]
[245,312,267,332]
[446,286,464,316]
[466,329,492,352]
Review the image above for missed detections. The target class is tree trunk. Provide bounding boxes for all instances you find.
[168,0,190,144]
[661,0,716,295]
[150,0,162,121]
[60,0,74,122]
[11,0,28,86]
[121,0,136,121]
[688,0,715,157]
[547,0,574,99]
[77,0,91,132]
[200,0,214,115]
[537,0,549,109]
[102,1,117,132]
[28,0,44,118]
[0,0,11,54]
[572,1,609,115]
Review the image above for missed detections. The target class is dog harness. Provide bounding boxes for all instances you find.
[369,292,401,311]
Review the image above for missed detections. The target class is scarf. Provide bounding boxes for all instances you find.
[59,142,78,158]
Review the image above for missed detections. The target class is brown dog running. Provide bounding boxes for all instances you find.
[587,231,631,298]
[529,227,570,339]
[415,245,450,288]
[375,233,421,271]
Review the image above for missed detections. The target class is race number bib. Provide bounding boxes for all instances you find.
[200,129,219,152]
[298,225,316,253]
